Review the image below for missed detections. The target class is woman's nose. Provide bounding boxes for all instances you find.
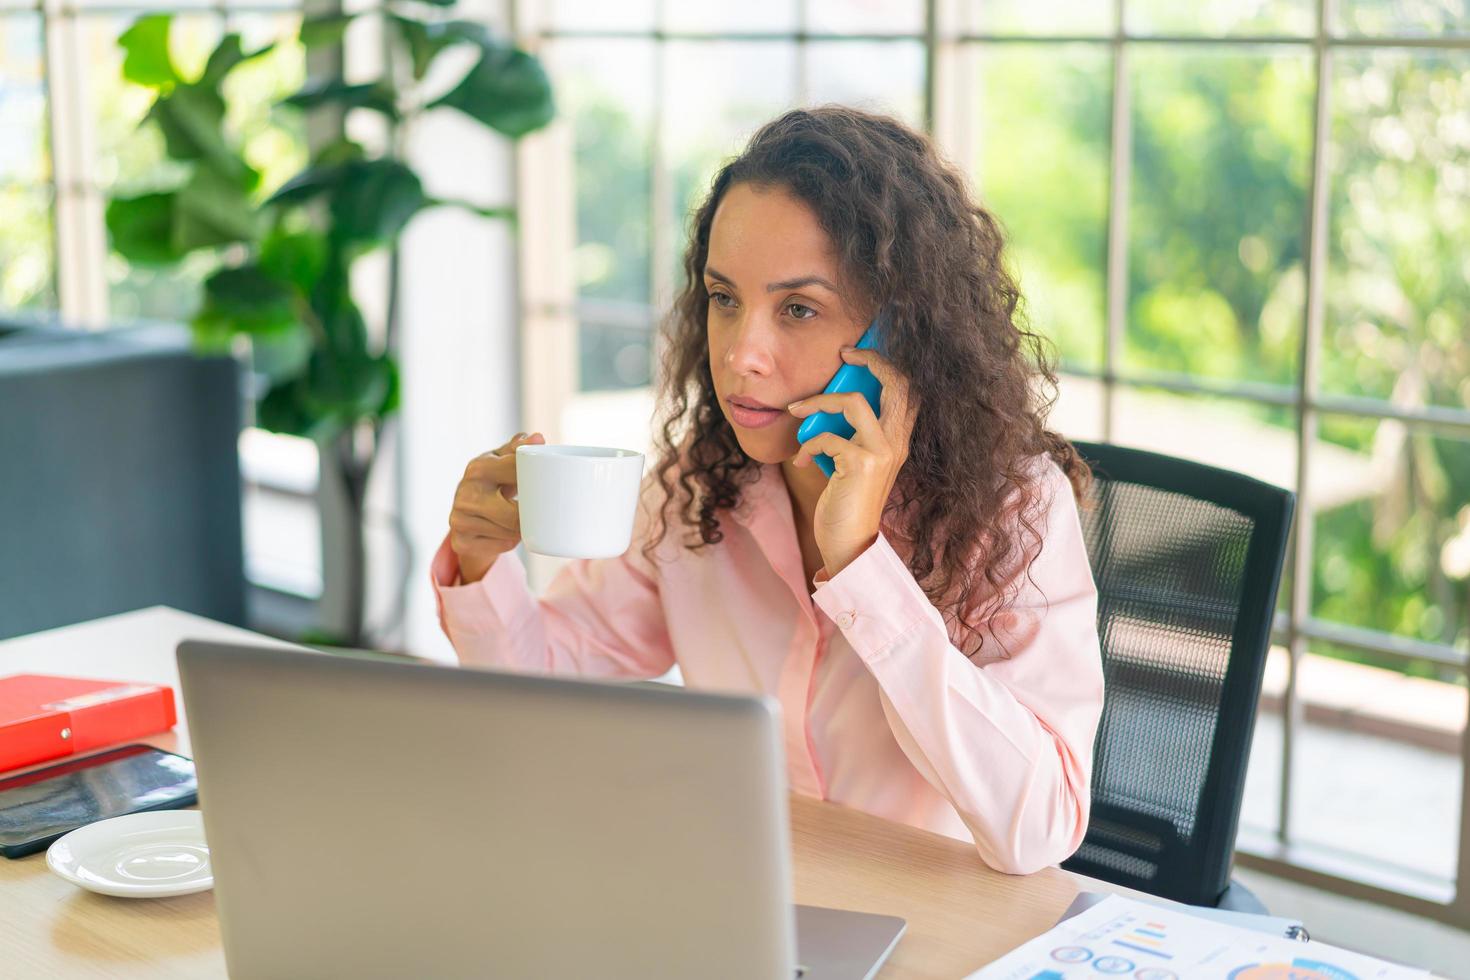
[724,314,777,376]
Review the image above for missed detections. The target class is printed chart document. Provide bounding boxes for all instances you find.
[967,894,1429,980]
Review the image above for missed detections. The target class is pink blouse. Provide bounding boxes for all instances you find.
[429,455,1104,875]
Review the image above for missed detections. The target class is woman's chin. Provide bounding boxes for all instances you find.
[731,427,797,466]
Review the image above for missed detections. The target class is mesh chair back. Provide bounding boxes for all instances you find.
[1060,441,1294,906]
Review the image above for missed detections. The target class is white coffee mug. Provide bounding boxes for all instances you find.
[515,444,645,558]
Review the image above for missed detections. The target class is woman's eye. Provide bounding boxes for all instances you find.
[709,291,735,309]
[787,303,816,320]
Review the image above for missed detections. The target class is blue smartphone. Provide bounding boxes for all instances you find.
[795,309,888,477]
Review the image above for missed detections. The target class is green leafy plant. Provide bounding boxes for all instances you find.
[107,7,555,646]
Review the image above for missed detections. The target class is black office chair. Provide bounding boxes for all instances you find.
[1060,441,1295,913]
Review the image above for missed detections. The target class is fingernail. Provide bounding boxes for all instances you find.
[787,401,802,411]
[840,345,856,352]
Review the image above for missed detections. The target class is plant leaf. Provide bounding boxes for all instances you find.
[265,163,340,207]
[249,324,314,383]
[388,14,436,81]
[173,167,260,252]
[119,15,180,88]
[377,356,400,417]
[314,138,367,168]
[200,35,246,88]
[257,377,320,438]
[189,306,237,354]
[199,34,274,88]
[148,84,224,158]
[198,264,297,335]
[308,251,365,350]
[328,159,427,245]
[306,345,394,427]
[259,226,327,293]
[428,39,555,138]
[148,83,257,189]
[270,159,425,246]
[106,192,186,265]
[388,15,488,80]
[283,79,399,119]
[263,140,368,209]
[300,13,356,48]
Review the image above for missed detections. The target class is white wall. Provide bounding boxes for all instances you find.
[389,0,525,660]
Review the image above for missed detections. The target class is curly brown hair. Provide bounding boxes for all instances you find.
[645,105,1091,657]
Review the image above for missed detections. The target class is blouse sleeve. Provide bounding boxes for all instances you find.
[811,459,1104,875]
[429,474,676,680]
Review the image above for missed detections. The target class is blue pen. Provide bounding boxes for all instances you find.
[794,310,887,478]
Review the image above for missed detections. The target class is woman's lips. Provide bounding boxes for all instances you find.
[728,400,785,429]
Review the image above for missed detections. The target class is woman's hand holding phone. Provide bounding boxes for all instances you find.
[448,432,544,584]
[788,342,918,578]
[793,319,885,477]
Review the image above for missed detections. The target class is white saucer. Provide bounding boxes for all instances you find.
[47,810,212,898]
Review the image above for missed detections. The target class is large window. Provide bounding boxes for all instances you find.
[523,0,1470,924]
[0,0,305,323]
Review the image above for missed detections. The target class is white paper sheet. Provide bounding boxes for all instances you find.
[966,894,1429,980]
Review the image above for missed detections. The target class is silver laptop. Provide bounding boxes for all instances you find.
[176,640,905,979]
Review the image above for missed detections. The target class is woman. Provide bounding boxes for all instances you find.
[430,106,1104,876]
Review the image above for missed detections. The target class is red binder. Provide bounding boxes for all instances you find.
[0,674,178,774]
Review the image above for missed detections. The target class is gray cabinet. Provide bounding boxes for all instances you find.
[0,322,246,639]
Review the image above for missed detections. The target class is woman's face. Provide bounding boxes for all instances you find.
[705,182,868,465]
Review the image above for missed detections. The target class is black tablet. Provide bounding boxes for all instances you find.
[0,743,197,858]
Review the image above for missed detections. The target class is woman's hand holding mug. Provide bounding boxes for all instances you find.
[448,432,544,585]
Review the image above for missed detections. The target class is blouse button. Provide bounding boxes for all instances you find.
[835,611,856,630]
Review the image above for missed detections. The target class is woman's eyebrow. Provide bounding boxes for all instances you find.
[704,266,839,294]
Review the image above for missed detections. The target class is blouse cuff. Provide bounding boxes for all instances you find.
[429,533,535,636]
[811,531,938,662]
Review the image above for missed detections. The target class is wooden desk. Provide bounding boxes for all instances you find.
[0,607,1126,979]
